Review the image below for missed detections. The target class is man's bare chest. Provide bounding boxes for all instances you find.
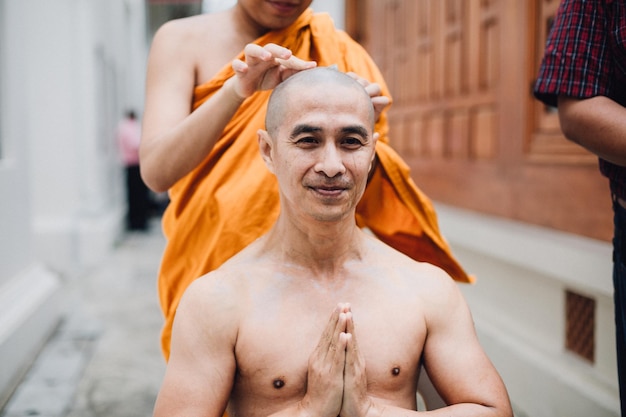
[230,298,426,408]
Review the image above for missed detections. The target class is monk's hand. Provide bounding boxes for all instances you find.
[230,43,316,99]
[340,308,378,417]
[300,303,349,417]
[346,72,390,122]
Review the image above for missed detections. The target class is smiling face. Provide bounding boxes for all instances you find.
[259,69,377,223]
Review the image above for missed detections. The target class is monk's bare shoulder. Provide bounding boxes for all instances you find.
[153,12,227,44]
[150,9,245,84]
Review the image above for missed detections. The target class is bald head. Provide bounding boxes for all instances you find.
[265,67,375,137]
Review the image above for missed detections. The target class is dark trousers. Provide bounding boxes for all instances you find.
[126,164,149,231]
[613,195,626,415]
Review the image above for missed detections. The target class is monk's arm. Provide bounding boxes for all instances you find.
[557,95,626,166]
[140,30,317,192]
[140,21,246,192]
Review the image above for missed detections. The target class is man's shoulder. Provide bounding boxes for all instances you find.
[366,234,449,274]
[192,240,267,291]
[366,236,458,298]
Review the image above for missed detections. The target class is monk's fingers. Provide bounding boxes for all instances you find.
[346,72,381,96]
[371,96,390,120]
[232,44,285,96]
[261,43,292,60]
[245,43,309,70]
[231,58,248,74]
[243,43,282,64]
[345,72,385,98]
[364,82,383,99]
[275,55,317,71]
[256,43,315,70]
[346,71,367,86]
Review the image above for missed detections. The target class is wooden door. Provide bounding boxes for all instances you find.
[346,0,611,241]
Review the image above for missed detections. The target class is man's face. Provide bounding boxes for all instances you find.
[261,83,376,223]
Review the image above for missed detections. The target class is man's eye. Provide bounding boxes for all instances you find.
[343,137,364,148]
[296,137,318,146]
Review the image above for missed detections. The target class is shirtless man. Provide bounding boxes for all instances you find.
[152,67,512,417]
[140,0,471,360]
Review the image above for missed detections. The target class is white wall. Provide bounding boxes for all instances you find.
[437,204,620,417]
[0,0,148,407]
[23,0,147,272]
[0,0,63,407]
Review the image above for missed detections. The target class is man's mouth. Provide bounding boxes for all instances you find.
[315,187,343,196]
[307,184,348,198]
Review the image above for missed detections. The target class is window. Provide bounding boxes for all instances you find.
[565,289,596,363]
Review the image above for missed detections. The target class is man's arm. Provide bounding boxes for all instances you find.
[152,277,238,417]
[339,265,511,417]
[558,95,626,167]
[419,268,512,416]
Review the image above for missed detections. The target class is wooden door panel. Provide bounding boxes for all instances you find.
[346,0,612,241]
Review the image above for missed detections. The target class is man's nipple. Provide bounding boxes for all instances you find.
[391,366,400,376]
[273,378,285,389]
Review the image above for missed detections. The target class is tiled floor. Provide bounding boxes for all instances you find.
[2,221,166,417]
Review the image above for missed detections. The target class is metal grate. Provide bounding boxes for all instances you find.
[565,290,595,363]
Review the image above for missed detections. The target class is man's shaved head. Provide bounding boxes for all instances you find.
[265,67,375,137]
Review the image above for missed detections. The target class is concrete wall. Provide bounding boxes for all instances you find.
[0,0,147,407]
[26,0,147,273]
[437,204,619,417]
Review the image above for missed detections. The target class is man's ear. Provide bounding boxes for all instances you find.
[372,131,380,149]
[368,132,380,172]
[258,129,275,174]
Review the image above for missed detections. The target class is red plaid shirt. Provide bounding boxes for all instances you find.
[534,0,626,198]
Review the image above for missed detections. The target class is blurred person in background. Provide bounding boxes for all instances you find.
[117,109,150,231]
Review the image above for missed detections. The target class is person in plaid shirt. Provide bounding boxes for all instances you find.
[534,0,626,413]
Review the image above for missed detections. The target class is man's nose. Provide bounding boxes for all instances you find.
[314,143,346,178]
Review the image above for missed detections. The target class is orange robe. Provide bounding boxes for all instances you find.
[158,9,473,360]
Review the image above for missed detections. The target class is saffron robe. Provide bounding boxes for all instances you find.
[158,9,473,360]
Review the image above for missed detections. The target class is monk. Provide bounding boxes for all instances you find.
[140,1,473,360]
[152,67,511,417]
